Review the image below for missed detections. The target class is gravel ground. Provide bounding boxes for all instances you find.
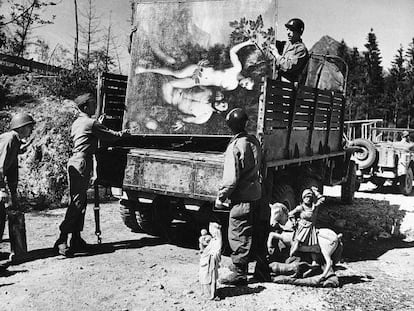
[0,184,413,311]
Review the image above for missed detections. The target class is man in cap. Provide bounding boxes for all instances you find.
[270,18,309,83]
[0,113,35,241]
[215,108,262,285]
[54,93,129,256]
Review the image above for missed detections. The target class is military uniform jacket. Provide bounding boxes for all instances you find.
[69,113,123,178]
[0,131,21,194]
[71,112,123,156]
[218,132,262,202]
[276,39,309,82]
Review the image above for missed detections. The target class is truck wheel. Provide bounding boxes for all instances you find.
[119,200,142,233]
[272,183,296,211]
[341,161,357,204]
[372,176,385,188]
[350,138,377,170]
[398,167,413,196]
[152,196,173,238]
[296,177,323,198]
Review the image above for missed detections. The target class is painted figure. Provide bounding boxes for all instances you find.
[135,40,256,91]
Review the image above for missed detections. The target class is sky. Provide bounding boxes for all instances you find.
[6,0,414,74]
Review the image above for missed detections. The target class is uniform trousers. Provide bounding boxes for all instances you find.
[59,153,92,234]
[228,201,254,268]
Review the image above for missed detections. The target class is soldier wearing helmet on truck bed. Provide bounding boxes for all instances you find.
[215,108,262,285]
[0,113,35,241]
[270,18,309,83]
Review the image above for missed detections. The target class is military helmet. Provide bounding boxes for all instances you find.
[285,18,305,34]
[74,93,94,108]
[225,108,248,132]
[10,113,35,130]
[402,130,410,138]
[302,189,314,199]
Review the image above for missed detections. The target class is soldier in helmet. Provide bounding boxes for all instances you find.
[215,108,262,285]
[270,18,309,83]
[54,93,129,257]
[0,113,35,240]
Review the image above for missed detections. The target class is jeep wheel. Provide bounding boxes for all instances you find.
[350,138,377,170]
[398,167,413,196]
[341,161,357,204]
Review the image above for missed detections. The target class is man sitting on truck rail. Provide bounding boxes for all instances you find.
[269,18,309,83]
[54,93,129,257]
[215,108,262,286]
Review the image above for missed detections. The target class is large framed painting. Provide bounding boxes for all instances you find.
[125,0,277,135]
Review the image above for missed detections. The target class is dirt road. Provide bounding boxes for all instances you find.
[0,185,413,311]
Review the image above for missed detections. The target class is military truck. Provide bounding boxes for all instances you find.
[95,0,357,236]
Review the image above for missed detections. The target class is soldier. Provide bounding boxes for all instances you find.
[215,108,262,285]
[0,113,35,240]
[54,93,128,256]
[270,18,309,83]
[401,130,411,143]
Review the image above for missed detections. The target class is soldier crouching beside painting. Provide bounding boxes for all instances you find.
[54,93,129,257]
[215,108,262,285]
[0,113,35,241]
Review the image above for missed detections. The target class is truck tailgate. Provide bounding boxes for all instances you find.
[123,148,224,201]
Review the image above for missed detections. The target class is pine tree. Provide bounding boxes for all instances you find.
[405,38,414,127]
[337,40,367,120]
[363,28,384,119]
[386,46,407,126]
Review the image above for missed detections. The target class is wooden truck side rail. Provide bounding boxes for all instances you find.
[258,78,346,168]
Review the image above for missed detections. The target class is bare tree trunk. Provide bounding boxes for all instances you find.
[104,12,112,72]
[130,0,135,26]
[73,0,79,67]
[16,2,36,57]
[111,36,122,74]
[86,0,92,70]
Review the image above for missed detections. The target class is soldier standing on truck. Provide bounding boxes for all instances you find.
[54,93,128,257]
[269,18,309,83]
[0,113,35,241]
[215,108,262,285]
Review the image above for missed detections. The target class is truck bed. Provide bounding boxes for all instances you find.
[123,148,224,201]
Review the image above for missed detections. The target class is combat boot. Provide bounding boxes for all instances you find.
[219,264,248,286]
[70,232,94,252]
[54,233,71,257]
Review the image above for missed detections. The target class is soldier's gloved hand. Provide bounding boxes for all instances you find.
[0,189,9,204]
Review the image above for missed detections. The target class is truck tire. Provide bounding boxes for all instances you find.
[296,177,323,198]
[272,183,296,211]
[151,196,173,238]
[398,167,413,196]
[350,138,377,170]
[119,201,142,233]
[372,176,385,188]
[341,161,357,204]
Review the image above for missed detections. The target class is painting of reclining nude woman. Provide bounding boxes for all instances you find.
[124,0,277,135]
